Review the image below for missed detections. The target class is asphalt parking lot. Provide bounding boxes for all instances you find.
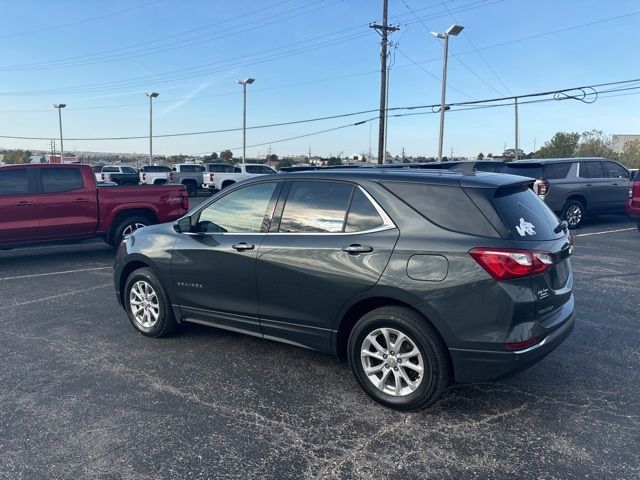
[1,199,638,479]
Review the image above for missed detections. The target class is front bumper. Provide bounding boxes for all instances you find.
[449,302,574,383]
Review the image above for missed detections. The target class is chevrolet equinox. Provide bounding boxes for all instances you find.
[114,169,574,410]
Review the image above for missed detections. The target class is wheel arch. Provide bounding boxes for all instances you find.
[564,194,587,210]
[107,208,158,244]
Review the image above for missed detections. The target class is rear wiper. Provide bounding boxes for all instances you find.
[554,220,568,234]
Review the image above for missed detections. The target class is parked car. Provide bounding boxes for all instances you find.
[0,164,188,248]
[201,162,277,192]
[627,169,640,231]
[114,169,574,410]
[98,165,139,185]
[501,158,631,228]
[171,163,205,197]
[139,165,172,185]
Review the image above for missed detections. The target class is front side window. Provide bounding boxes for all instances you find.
[579,161,605,178]
[197,182,277,233]
[0,168,28,195]
[122,167,138,174]
[41,168,84,193]
[603,161,629,179]
[279,181,353,233]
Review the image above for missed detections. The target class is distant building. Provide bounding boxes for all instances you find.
[612,134,640,153]
[47,154,78,164]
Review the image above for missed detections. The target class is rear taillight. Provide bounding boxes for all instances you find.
[505,337,541,351]
[101,173,105,180]
[180,192,189,210]
[108,174,113,182]
[469,248,554,281]
[533,179,549,196]
[631,181,640,200]
[142,173,147,181]
[209,173,214,181]
[169,172,174,182]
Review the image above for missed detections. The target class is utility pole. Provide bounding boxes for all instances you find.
[146,92,159,165]
[370,0,398,164]
[514,97,519,161]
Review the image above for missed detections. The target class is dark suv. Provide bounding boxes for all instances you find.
[114,169,574,410]
[501,158,631,228]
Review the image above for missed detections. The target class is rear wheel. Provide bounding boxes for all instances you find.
[124,268,177,337]
[562,199,585,229]
[348,306,450,411]
[107,215,151,246]
[221,181,235,189]
[184,182,197,197]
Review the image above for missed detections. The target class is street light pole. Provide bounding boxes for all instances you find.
[514,97,520,161]
[432,24,464,162]
[146,92,159,165]
[53,104,66,162]
[236,78,255,165]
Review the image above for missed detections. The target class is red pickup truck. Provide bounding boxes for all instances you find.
[0,164,188,248]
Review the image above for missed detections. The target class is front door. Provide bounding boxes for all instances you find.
[256,181,399,352]
[171,181,282,336]
[0,167,40,244]
[602,161,631,212]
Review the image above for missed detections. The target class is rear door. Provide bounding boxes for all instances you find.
[0,167,40,244]
[256,180,399,352]
[36,166,98,238]
[602,161,631,212]
[578,161,608,212]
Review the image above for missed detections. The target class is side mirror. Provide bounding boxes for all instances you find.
[174,216,193,233]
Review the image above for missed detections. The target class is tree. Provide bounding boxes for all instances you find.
[210,151,218,160]
[621,139,640,169]
[576,130,617,159]
[2,149,31,164]
[533,132,579,158]
[219,149,233,162]
[266,153,278,164]
[327,157,342,166]
[277,158,294,169]
[477,152,484,160]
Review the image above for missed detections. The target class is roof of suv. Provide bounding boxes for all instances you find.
[275,168,534,189]
[512,157,607,164]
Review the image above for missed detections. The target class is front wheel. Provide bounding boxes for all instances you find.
[107,215,151,246]
[562,199,585,229]
[348,306,450,411]
[124,268,177,337]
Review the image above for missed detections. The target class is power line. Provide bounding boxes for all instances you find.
[2,77,639,142]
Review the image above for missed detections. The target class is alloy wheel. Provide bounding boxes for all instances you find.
[129,280,160,329]
[565,204,582,228]
[122,222,147,237]
[360,327,425,396]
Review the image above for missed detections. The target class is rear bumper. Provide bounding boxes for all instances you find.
[626,200,640,219]
[449,302,574,383]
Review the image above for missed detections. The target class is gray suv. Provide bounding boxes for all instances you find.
[114,169,574,410]
[502,158,631,228]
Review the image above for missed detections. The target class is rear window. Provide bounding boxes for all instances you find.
[122,167,137,174]
[41,168,84,193]
[382,182,498,237]
[492,186,561,241]
[502,164,543,178]
[142,166,171,173]
[177,164,203,172]
[0,168,29,195]
[207,164,235,173]
[102,166,119,173]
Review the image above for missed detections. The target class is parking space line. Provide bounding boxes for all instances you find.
[0,266,112,281]
[575,228,636,237]
[8,283,112,308]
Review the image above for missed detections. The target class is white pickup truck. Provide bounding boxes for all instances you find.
[201,163,277,192]
[139,165,173,185]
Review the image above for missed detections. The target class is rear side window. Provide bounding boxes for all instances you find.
[382,182,498,237]
[207,164,234,173]
[345,188,384,232]
[0,168,29,195]
[41,168,84,193]
[579,161,605,178]
[492,186,561,241]
[178,164,203,173]
[279,181,352,233]
[603,161,629,179]
[502,164,543,178]
[542,163,572,179]
[246,165,275,174]
[102,167,118,173]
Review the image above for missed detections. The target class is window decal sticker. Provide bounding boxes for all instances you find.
[515,218,536,237]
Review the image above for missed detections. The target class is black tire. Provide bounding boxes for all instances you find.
[561,199,585,229]
[221,181,235,189]
[124,267,177,337]
[107,215,152,247]
[347,306,450,411]
[184,182,197,197]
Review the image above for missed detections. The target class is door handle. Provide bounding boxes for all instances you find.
[73,198,89,202]
[232,242,255,252]
[584,184,592,187]
[342,244,374,255]
[15,201,34,206]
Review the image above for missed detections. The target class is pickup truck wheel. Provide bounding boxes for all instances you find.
[184,182,197,197]
[124,268,177,337]
[348,306,450,411]
[221,181,235,189]
[109,216,151,246]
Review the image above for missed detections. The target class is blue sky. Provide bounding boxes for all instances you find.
[0,0,638,158]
